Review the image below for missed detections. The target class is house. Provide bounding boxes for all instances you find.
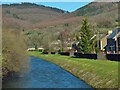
[38,48,44,52]
[27,48,36,51]
[99,35,108,52]
[118,34,120,53]
[72,42,81,53]
[27,47,44,51]
[106,28,120,54]
[99,31,112,52]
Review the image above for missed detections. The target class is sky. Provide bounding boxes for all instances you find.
[2,0,94,2]
[36,2,91,12]
[1,0,94,12]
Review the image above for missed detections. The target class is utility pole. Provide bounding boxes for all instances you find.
[116,28,118,54]
[97,31,100,53]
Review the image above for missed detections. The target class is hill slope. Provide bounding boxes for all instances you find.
[2,2,118,30]
[2,3,66,29]
[72,2,118,16]
[33,2,118,30]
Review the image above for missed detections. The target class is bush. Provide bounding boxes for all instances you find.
[2,29,29,78]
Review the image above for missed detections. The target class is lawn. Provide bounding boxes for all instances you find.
[29,51,119,88]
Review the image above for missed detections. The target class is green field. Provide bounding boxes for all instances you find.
[29,51,119,88]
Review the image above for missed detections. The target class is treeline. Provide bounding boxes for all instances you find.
[25,18,98,54]
[2,29,29,78]
[76,2,117,16]
[2,3,67,13]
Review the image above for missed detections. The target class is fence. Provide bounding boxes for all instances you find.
[74,53,97,59]
[42,52,48,54]
[42,52,120,61]
[59,52,70,56]
[106,54,120,61]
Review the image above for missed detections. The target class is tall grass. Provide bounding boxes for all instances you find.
[2,29,29,77]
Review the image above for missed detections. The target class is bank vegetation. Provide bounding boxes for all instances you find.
[2,29,29,79]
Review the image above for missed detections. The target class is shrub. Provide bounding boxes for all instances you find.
[2,29,29,77]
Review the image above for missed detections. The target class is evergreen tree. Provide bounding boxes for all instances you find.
[78,18,95,54]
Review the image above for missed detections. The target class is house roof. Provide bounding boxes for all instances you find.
[118,33,120,38]
[107,28,120,39]
[99,34,107,40]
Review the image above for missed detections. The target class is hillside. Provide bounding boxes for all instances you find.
[2,3,66,29]
[33,2,118,28]
[72,2,118,16]
[2,2,118,31]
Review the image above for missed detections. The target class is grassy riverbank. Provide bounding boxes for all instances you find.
[29,51,119,88]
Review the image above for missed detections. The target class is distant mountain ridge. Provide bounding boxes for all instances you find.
[2,2,67,29]
[2,2,118,30]
[33,2,118,29]
[2,2,68,13]
[73,2,118,16]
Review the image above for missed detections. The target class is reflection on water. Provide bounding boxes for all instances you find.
[3,57,92,88]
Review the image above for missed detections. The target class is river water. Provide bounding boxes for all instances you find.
[3,57,92,88]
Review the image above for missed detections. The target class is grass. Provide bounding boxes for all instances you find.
[29,51,119,88]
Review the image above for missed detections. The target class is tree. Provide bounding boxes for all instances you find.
[25,30,44,50]
[59,30,72,52]
[78,18,95,54]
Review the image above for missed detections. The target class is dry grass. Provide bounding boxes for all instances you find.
[2,29,29,77]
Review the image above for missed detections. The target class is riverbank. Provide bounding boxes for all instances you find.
[29,51,119,88]
[3,57,92,88]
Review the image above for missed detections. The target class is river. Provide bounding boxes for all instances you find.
[3,57,92,88]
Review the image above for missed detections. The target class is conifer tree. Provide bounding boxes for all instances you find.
[78,18,95,54]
